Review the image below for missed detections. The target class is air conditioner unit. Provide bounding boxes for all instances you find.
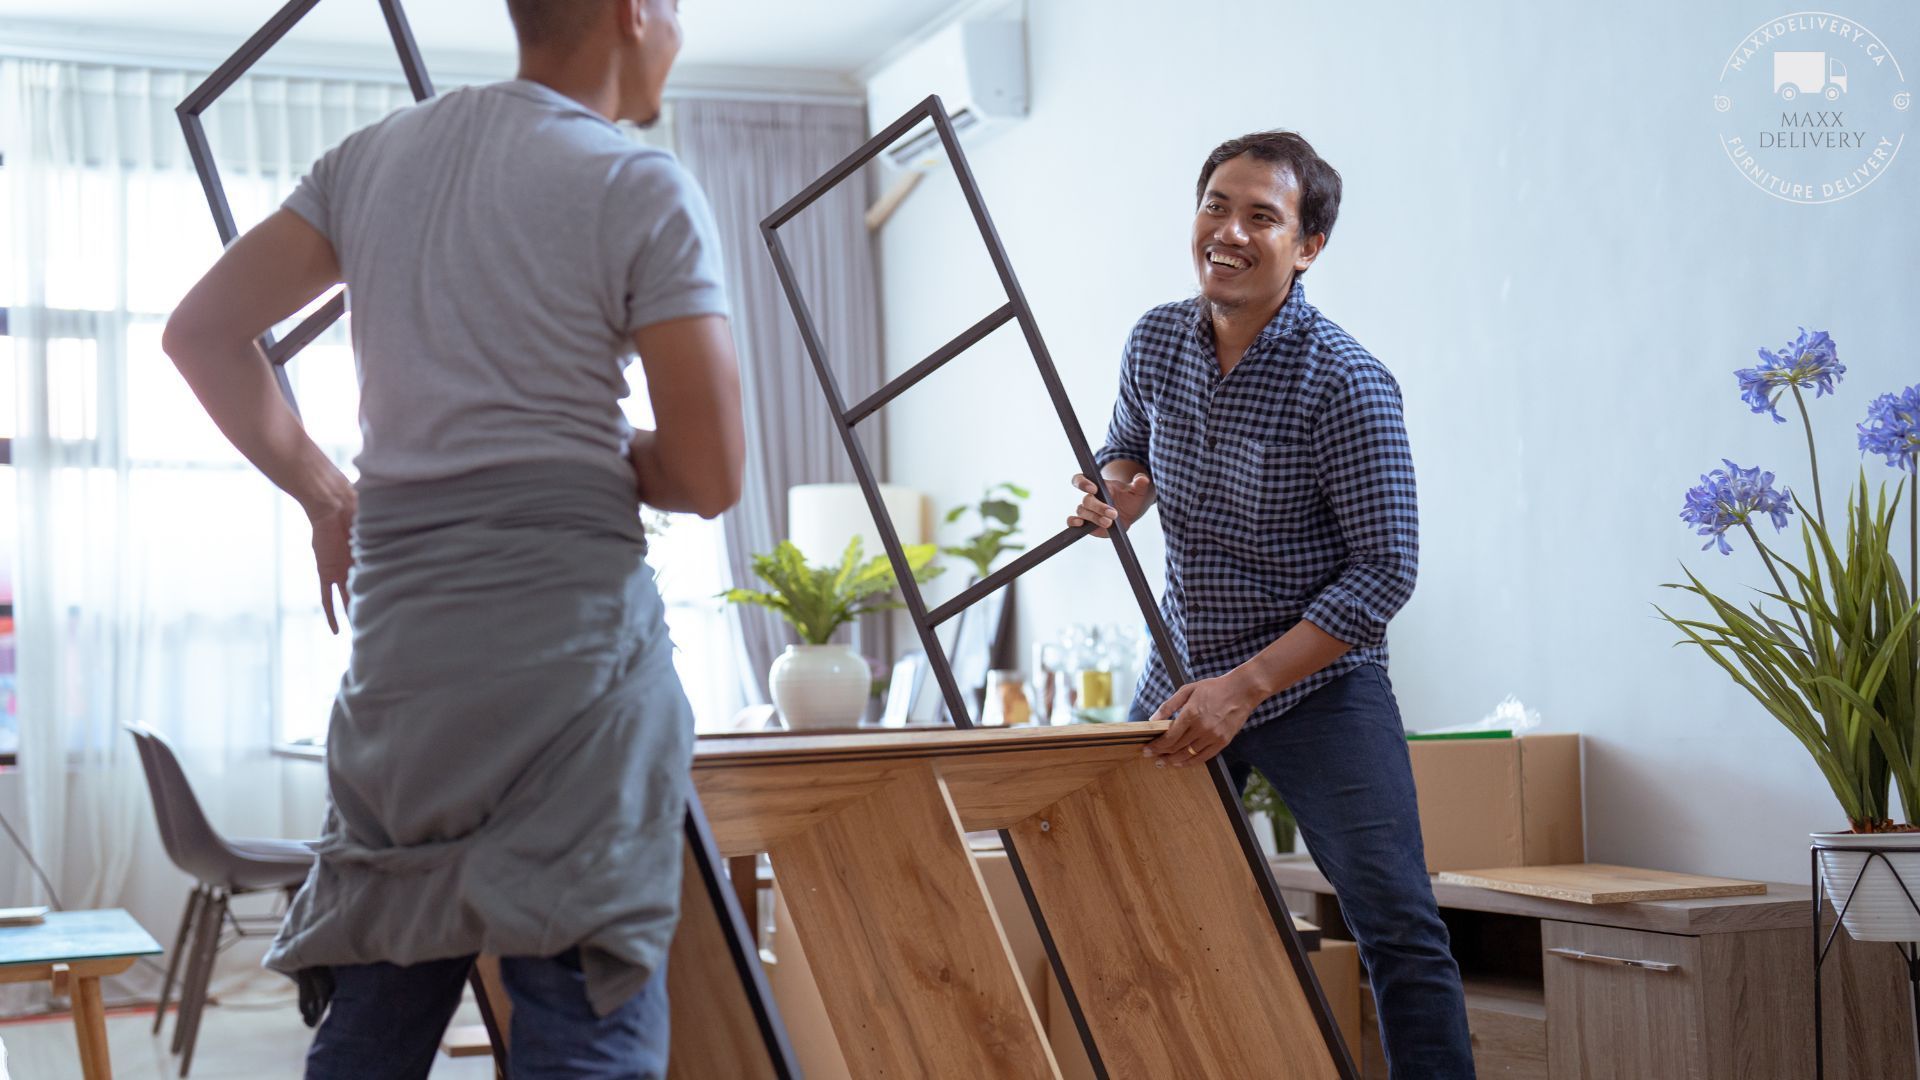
[867,18,1028,172]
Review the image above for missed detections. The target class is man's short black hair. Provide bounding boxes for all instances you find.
[1195,131,1343,245]
[505,0,608,49]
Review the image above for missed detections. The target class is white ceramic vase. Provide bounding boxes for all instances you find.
[769,644,870,730]
[1812,830,1920,942]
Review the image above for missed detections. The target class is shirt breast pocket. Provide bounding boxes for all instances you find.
[1220,434,1319,543]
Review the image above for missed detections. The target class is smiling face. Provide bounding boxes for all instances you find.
[1192,154,1324,315]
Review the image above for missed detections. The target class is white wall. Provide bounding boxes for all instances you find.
[875,0,1920,883]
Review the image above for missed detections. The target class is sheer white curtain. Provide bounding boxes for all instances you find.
[0,59,410,1012]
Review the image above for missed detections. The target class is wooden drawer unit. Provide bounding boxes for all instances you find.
[1273,856,1915,1080]
[1543,922,1704,1078]
[1544,921,1914,1080]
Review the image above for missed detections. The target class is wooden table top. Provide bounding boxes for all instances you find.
[694,720,1171,766]
[0,909,162,968]
[1269,855,1815,935]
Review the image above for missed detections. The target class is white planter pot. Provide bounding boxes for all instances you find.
[769,645,870,730]
[1813,831,1920,942]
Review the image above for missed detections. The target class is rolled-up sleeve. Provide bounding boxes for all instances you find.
[1301,363,1419,648]
[1094,325,1151,470]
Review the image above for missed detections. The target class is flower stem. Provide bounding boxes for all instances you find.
[1910,474,1917,607]
[1791,385,1827,527]
[1744,521,1812,653]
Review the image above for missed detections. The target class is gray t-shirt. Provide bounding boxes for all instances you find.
[284,79,728,489]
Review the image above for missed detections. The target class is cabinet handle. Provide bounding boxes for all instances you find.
[1548,947,1679,973]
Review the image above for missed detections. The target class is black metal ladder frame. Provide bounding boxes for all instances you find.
[760,92,1358,1080]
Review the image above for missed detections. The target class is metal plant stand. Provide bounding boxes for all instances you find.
[179,6,798,1078]
[761,93,1358,1079]
[1811,843,1920,1078]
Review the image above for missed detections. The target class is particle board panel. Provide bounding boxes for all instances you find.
[1003,756,1341,1079]
[768,761,1058,1080]
[1439,864,1767,905]
[1272,855,1810,935]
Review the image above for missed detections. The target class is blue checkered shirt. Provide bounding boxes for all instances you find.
[1096,280,1418,729]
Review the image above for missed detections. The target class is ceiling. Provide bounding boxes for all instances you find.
[0,0,967,79]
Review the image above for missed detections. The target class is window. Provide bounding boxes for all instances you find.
[1,154,16,765]
[617,371,738,732]
[4,71,740,764]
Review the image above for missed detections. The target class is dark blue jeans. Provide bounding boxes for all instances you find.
[1141,662,1476,1079]
[304,949,669,1080]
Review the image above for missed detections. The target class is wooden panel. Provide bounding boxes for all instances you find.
[1694,923,1917,1080]
[1270,856,1812,935]
[695,721,1168,767]
[0,957,136,986]
[762,886,854,1080]
[693,761,910,857]
[769,762,1058,1080]
[1003,757,1340,1080]
[668,845,779,1080]
[1822,926,1920,1080]
[1439,864,1767,905]
[1462,977,1548,1079]
[938,744,1142,831]
[1543,921,1705,1079]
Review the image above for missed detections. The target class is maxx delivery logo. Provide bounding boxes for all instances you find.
[1714,12,1912,204]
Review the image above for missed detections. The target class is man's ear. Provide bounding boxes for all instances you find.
[1295,232,1327,274]
[616,0,646,43]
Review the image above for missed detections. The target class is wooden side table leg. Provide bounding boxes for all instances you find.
[70,974,112,1080]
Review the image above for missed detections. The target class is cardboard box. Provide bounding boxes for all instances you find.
[1406,733,1583,873]
[1309,938,1363,1059]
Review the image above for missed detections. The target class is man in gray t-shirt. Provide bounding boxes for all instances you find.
[164,2,744,1076]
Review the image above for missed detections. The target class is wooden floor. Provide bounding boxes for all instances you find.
[0,1001,495,1079]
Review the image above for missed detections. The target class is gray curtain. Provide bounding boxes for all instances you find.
[675,98,885,706]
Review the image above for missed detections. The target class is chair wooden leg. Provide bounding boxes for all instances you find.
[176,888,226,1077]
[154,886,204,1037]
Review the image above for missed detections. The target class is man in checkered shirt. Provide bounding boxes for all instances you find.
[1070,131,1474,1079]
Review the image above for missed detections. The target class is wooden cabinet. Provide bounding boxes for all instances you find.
[1273,856,1915,1080]
[1542,923,1705,1078]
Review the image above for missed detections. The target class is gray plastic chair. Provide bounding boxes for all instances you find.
[126,726,313,1078]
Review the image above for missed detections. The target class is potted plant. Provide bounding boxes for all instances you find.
[723,538,943,730]
[1241,771,1298,855]
[1656,329,1919,940]
[942,482,1030,580]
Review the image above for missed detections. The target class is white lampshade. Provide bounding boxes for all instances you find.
[787,483,928,567]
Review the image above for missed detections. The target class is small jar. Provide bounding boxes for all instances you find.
[981,670,1035,727]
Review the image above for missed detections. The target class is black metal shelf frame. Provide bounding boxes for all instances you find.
[175,0,434,412]
[1811,843,1920,1079]
[760,93,1359,1079]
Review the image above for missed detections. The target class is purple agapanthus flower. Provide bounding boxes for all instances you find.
[1858,384,1920,473]
[1680,460,1795,555]
[1735,328,1845,423]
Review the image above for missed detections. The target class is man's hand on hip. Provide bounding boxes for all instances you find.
[1067,471,1153,538]
[1143,670,1270,766]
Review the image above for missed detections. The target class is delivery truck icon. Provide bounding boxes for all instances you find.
[1773,51,1849,101]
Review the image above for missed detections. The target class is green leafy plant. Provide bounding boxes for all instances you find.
[943,482,1030,580]
[721,538,944,646]
[1240,771,1297,854]
[1655,334,1919,833]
